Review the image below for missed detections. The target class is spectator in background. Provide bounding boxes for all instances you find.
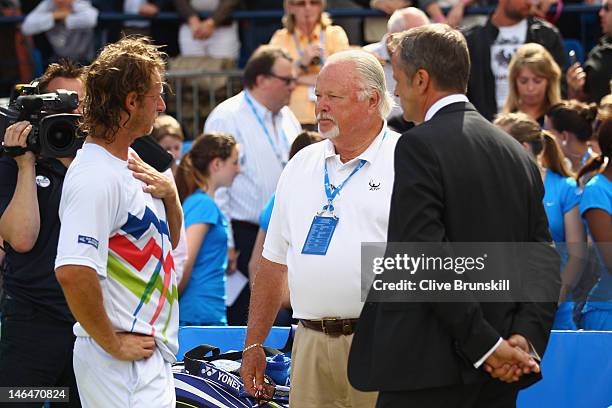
[577,110,612,330]
[417,0,459,27]
[495,112,586,330]
[123,0,162,37]
[90,0,123,49]
[204,45,301,326]
[503,43,562,126]
[545,100,599,173]
[270,0,349,127]
[0,0,34,97]
[175,132,240,326]
[151,114,185,176]
[248,130,323,327]
[363,6,429,123]
[174,0,240,60]
[370,0,410,16]
[326,0,368,45]
[567,0,612,104]
[240,0,284,66]
[374,0,473,29]
[22,0,99,63]
[437,0,486,29]
[463,0,566,121]
[363,0,409,46]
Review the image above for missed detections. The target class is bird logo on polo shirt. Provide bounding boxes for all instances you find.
[369,179,381,191]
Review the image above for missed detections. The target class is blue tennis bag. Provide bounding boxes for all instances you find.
[174,344,290,408]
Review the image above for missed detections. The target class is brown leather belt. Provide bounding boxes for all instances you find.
[299,318,358,336]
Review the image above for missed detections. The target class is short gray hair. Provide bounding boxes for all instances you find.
[326,49,394,118]
[392,24,470,93]
[387,7,430,33]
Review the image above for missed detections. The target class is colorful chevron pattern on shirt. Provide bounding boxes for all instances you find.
[108,206,178,345]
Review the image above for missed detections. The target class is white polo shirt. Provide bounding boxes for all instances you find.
[263,124,400,319]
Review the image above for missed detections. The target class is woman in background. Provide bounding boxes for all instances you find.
[503,43,562,126]
[577,110,612,330]
[175,132,240,326]
[495,112,586,329]
[151,114,185,176]
[269,0,349,127]
[546,100,599,174]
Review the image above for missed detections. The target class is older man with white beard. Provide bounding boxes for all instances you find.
[240,49,400,408]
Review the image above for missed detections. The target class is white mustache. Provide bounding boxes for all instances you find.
[316,112,336,123]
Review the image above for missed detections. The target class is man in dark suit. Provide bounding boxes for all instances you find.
[348,24,561,407]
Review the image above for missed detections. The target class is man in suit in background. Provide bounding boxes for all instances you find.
[348,24,560,407]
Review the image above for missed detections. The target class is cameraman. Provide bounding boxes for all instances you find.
[0,60,83,407]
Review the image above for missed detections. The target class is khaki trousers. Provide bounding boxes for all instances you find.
[289,323,378,408]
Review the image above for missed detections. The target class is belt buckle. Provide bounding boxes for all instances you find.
[321,317,337,335]
[341,320,353,335]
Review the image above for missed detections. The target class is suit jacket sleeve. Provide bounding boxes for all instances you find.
[510,164,560,356]
[389,132,501,364]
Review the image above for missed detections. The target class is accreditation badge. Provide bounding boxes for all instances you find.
[301,215,338,255]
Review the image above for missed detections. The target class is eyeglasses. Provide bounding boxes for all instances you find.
[267,73,298,85]
[290,0,323,7]
[602,3,611,11]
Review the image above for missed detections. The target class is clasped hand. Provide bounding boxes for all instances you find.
[483,334,540,383]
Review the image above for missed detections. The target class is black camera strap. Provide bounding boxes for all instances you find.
[1,145,28,158]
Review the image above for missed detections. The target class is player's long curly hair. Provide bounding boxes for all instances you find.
[80,36,166,142]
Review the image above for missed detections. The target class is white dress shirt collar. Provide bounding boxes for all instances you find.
[424,94,469,122]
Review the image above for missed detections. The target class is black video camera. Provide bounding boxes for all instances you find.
[0,83,84,158]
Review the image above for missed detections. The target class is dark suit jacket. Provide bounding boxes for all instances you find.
[348,101,560,393]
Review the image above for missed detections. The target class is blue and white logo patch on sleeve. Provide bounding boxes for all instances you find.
[78,235,99,249]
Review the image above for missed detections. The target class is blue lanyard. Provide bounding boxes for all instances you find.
[293,29,325,67]
[580,147,593,168]
[244,91,289,166]
[322,129,388,212]
[323,159,366,213]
